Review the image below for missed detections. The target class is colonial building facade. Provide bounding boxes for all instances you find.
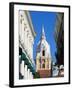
[54,13,64,65]
[19,10,36,79]
[54,13,64,77]
[36,26,52,78]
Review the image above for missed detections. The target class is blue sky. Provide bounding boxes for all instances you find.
[30,11,57,63]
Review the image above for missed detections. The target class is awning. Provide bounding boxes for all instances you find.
[21,52,35,74]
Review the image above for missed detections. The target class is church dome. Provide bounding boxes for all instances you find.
[37,26,51,58]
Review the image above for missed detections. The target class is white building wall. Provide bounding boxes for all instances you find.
[19,11,35,64]
[19,10,36,79]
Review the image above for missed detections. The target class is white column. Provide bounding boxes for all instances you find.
[32,74,33,79]
[30,71,31,79]
[24,65,28,79]
[29,70,31,79]
[30,72,32,79]
[27,69,30,79]
[20,61,25,78]
[31,72,33,79]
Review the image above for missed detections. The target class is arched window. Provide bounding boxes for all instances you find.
[42,59,45,68]
[42,63,45,68]
[42,50,45,56]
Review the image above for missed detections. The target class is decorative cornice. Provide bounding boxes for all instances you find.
[25,11,36,38]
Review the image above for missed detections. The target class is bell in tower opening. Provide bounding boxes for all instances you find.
[36,26,52,78]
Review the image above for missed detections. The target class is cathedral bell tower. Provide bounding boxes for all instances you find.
[36,26,51,78]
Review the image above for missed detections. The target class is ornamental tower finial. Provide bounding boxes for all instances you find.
[41,25,46,39]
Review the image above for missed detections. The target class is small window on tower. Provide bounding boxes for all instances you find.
[42,63,45,68]
[42,50,45,56]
